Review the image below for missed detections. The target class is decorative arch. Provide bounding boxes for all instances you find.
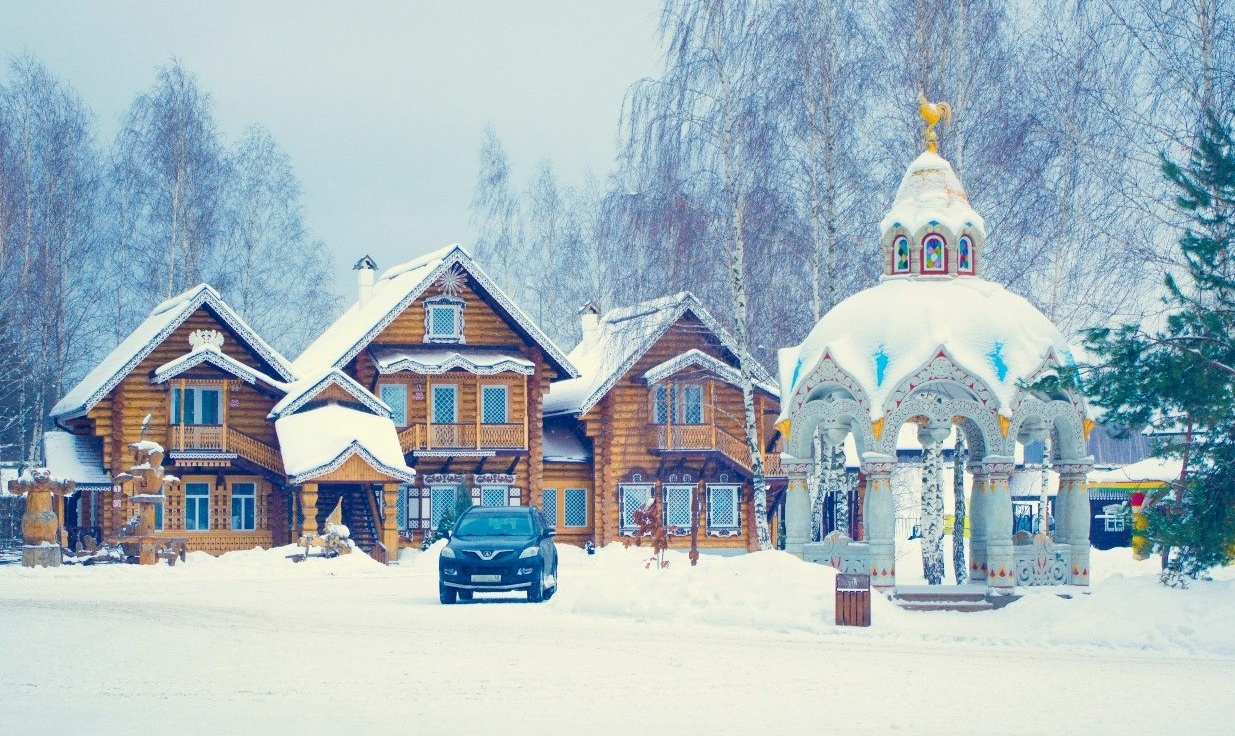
[784,395,874,460]
[786,351,872,424]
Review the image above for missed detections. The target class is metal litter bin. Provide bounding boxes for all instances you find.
[835,573,871,626]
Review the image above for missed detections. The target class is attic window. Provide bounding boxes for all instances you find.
[958,234,975,274]
[921,233,948,274]
[892,235,911,274]
[424,296,464,344]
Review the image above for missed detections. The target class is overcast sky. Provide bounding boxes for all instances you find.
[0,1,663,298]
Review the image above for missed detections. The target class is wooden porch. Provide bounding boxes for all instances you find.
[166,425,282,474]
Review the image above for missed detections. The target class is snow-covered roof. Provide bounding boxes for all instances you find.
[546,292,773,416]
[643,349,778,397]
[42,431,110,488]
[778,276,1076,422]
[1090,457,1183,485]
[52,284,296,420]
[543,419,592,463]
[879,150,986,241]
[294,244,577,380]
[269,369,391,420]
[153,344,286,389]
[372,347,535,376]
[275,404,414,484]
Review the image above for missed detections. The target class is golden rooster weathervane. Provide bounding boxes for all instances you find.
[917,92,952,154]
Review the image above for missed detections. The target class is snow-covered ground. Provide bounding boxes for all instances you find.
[2,542,1233,735]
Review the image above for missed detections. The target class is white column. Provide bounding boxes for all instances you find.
[783,458,811,558]
[968,467,987,584]
[862,454,897,591]
[982,457,1016,593]
[1055,459,1094,586]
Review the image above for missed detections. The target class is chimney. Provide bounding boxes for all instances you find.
[354,255,377,307]
[579,301,600,344]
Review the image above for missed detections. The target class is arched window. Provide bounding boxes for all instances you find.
[958,234,975,274]
[892,235,911,274]
[921,234,947,274]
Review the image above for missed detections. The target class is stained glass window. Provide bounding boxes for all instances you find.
[664,485,693,528]
[564,488,588,527]
[922,234,946,273]
[893,235,911,274]
[958,234,974,273]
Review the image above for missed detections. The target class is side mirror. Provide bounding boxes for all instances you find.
[545,528,557,538]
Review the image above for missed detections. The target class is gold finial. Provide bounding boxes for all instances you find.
[917,92,952,154]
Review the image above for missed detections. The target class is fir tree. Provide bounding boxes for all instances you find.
[1082,111,1235,586]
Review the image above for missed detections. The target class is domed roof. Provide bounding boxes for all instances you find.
[778,276,1075,421]
[879,151,985,240]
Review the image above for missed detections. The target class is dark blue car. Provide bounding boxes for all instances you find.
[438,506,558,604]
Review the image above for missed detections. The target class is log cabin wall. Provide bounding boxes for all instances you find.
[541,460,594,547]
[581,313,779,551]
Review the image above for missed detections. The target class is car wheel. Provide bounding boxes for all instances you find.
[543,562,558,601]
[458,590,474,602]
[527,567,545,603]
[440,584,457,605]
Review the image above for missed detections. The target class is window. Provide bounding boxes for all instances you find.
[185,482,210,531]
[958,234,975,274]
[397,485,410,531]
[379,384,408,426]
[424,297,464,343]
[430,486,458,529]
[231,482,256,531]
[171,387,221,425]
[619,484,653,531]
[653,385,673,424]
[154,500,164,531]
[432,385,458,424]
[541,489,558,527]
[481,385,508,424]
[481,486,507,507]
[664,485,694,528]
[564,488,588,527]
[921,234,947,274]
[707,485,740,532]
[892,235,911,274]
[682,385,704,424]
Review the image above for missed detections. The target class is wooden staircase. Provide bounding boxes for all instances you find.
[312,486,378,553]
[890,585,1021,613]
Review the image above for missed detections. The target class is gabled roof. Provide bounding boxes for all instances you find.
[293,244,577,380]
[643,348,779,397]
[545,292,775,417]
[52,284,296,421]
[153,345,286,391]
[269,369,391,420]
[275,404,415,484]
[42,430,110,488]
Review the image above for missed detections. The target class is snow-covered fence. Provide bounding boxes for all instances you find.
[0,495,25,550]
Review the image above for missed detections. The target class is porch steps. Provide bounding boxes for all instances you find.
[312,487,378,553]
[890,584,1020,613]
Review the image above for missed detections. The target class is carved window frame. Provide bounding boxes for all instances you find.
[423,296,465,344]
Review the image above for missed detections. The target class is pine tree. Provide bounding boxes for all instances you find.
[1082,111,1235,586]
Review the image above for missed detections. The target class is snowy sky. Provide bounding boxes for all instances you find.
[0,1,663,298]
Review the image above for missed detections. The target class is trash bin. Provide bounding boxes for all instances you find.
[835,573,871,627]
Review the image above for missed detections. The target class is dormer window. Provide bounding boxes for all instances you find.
[424,296,464,343]
[921,233,948,274]
[892,235,911,274]
[958,234,975,274]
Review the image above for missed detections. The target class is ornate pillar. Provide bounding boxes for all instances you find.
[862,454,897,591]
[301,483,319,537]
[981,456,1016,592]
[782,457,811,558]
[1055,459,1094,586]
[382,483,400,565]
[968,465,988,584]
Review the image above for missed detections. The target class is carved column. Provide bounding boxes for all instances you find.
[981,456,1016,592]
[782,457,811,558]
[382,483,400,565]
[968,465,988,584]
[301,483,319,536]
[862,454,898,591]
[1055,459,1094,586]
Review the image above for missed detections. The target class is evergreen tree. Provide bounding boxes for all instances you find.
[1082,111,1235,586]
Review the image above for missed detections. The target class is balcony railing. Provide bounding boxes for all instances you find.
[166,425,282,474]
[400,423,527,452]
[654,424,751,470]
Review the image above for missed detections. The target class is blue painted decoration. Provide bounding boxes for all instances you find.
[790,357,804,389]
[874,346,889,387]
[988,342,1008,381]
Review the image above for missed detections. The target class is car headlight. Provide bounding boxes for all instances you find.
[440,546,456,559]
[518,546,540,559]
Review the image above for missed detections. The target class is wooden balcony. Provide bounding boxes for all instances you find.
[654,425,786,478]
[399,422,528,453]
[166,425,282,474]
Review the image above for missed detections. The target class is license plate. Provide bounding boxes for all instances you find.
[471,574,501,583]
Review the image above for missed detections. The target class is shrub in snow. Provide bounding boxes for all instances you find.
[625,496,670,569]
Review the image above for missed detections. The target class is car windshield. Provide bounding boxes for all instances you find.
[455,513,534,537]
